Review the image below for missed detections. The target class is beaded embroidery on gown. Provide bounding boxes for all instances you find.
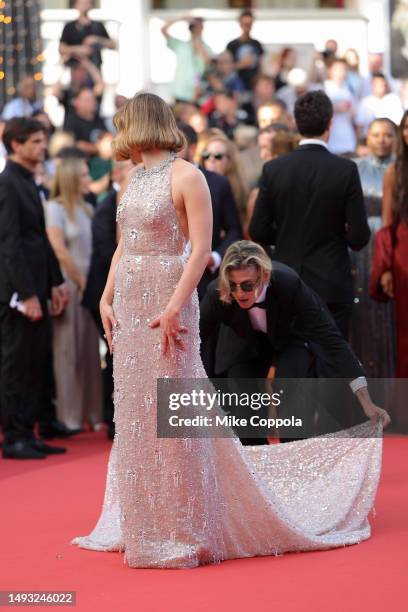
[72,153,383,569]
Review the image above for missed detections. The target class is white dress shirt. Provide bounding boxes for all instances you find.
[248,283,268,333]
[298,138,329,149]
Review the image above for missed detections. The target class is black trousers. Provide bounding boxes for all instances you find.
[224,335,314,444]
[37,333,58,430]
[0,301,50,444]
[224,357,270,445]
[321,302,362,430]
[327,302,353,340]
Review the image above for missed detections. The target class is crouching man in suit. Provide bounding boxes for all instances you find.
[200,241,390,444]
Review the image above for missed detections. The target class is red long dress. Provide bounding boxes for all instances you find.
[393,222,408,378]
[370,220,408,431]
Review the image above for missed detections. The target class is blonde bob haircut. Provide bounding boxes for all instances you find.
[112,92,186,159]
[50,157,91,223]
[219,241,273,304]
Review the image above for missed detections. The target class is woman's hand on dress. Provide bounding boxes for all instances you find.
[380,270,394,298]
[100,299,117,354]
[148,307,188,357]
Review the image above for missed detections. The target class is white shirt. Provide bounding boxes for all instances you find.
[356,93,403,135]
[248,283,268,332]
[246,283,367,392]
[1,97,40,120]
[299,138,329,149]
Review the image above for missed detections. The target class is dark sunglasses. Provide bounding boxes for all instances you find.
[202,152,227,161]
[229,278,260,293]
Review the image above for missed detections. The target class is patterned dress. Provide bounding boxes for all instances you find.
[350,155,396,379]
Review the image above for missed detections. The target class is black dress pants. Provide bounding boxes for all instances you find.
[322,302,361,430]
[273,342,316,441]
[38,319,58,430]
[222,331,270,444]
[327,302,353,341]
[225,356,271,445]
[224,337,315,444]
[0,302,50,444]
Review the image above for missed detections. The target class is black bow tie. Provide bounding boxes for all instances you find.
[248,301,267,310]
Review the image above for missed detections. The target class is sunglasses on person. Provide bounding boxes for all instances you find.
[202,151,227,161]
[229,278,260,293]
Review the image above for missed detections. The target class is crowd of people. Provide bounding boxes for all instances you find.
[0,4,407,460]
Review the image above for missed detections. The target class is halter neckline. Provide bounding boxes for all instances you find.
[136,151,176,175]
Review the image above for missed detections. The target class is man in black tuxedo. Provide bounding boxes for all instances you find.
[200,241,390,444]
[177,123,242,299]
[83,159,132,439]
[0,118,68,459]
[249,90,370,339]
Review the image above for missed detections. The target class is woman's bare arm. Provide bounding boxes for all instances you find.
[101,237,123,305]
[100,237,123,352]
[149,161,213,356]
[167,163,212,312]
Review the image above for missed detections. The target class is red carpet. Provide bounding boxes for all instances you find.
[1,431,406,612]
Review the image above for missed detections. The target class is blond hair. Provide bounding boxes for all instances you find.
[193,129,224,163]
[219,241,272,304]
[195,132,248,222]
[271,131,300,157]
[112,92,186,159]
[48,130,75,158]
[50,157,91,222]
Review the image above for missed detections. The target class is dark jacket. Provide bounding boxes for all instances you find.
[200,261,364,379]
[0,160,63,303]
[249,144,370,304]
[83,189,117,311]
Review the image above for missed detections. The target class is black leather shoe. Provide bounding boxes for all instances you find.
[29,439,66,455]
[3,440,47,460]
[39,420,82,439]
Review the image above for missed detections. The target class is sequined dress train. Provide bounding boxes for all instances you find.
[72,154,383,568]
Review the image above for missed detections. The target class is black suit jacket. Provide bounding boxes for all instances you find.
[83,189,117,311]
[0,160,63,303]
[198,167,242,299]
[200,261,364,380]
[249,144,370,304]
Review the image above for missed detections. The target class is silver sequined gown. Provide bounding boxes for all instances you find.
[72,153,383,569]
